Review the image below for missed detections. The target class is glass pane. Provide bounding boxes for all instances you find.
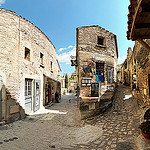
[28,85,31,90]
[25,90,27,96]
[36,82,39,89]
[28,91,31,95]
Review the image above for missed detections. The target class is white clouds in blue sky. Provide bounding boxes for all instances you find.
[58,45,75,52]
[118,56,126,64]
[0,0,6,6]
[57,46,76,65]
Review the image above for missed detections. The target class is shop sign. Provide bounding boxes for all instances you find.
[93,56,105,62]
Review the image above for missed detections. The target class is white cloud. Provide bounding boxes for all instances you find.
[58,45,75,52]
[0,0,6,6]
[58,48,66,52]
[57,47,76,65]
[118,56,126,64]
[68,45,74,49]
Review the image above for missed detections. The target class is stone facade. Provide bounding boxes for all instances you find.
[0,9,61,123]
[68,71,77,93]
[76,25,118,97]
[61,74,67,95]
[121,48,133,85]
[128,40,150,106]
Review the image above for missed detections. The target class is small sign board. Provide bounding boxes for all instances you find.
[93,56,105,62]
[71,60,77,66]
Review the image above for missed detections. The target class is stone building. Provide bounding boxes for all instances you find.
[121,47,132,85]
[61,74,67,95]
[127,0,150,106]
[128,40,150,106]
[0,9,61,123]
[76,25,118,99]
[117,64,122,83]
[68,71,77,93]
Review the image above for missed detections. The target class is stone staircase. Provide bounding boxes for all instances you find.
[99,90,115,113]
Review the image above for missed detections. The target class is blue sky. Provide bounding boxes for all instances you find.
[0,0,134,75]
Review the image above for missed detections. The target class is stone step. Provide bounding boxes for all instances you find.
[136,134,150,150]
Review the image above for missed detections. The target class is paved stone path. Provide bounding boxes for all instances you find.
[74,85,146,150]
[0,85,147,150]
[0,94,103,150]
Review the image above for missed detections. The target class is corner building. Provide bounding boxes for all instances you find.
[76,25,118,98]
[0,9,61,123]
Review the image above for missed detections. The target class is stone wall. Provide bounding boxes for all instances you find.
[79,84,117,119]
[0,8,61,122]
[128,40,150,106]
[76,25,118,97]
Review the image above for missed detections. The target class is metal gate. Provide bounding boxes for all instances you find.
[34,80,40,112]
[0,76,2,121]
[25,79,32,114]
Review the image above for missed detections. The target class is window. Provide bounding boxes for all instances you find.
[81,78,91,86]
[25,47,30,61]
[40,52,44,65]
[98,37,104,46]
[25,79,32,97]
[50,61,53,72]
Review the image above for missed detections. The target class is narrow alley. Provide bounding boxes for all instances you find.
[0,85,146,150]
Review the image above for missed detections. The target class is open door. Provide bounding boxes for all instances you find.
[91,83,99,97]
[34,80,40,112]
[25,79,32,114]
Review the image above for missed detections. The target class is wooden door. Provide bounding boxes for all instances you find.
[25,79,32,114]
[96,63,104,83]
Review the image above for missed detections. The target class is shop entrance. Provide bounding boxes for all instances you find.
[91,83,99,97]
[34,80,40,112]
[25,79,32,114]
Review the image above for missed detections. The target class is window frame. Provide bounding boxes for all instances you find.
[97,36,106,47]
[40,52,44,67]
[25,47,30,61]
[25,79,32,98]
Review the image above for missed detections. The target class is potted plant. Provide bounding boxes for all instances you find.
[139,109,150,139]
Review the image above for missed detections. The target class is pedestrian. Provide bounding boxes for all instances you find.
[55,91,59,103]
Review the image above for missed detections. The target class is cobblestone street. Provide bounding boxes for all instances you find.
[76,85,145,150]
[0,85,146,150]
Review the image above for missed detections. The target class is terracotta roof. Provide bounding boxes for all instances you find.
[127,0,150,40]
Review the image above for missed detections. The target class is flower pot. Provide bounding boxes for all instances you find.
[142,132,150,140]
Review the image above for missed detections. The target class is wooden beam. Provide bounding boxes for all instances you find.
[132,35,150,40]
[137,39,150,52]
[135,23,150,29]
[130,0,142,40]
